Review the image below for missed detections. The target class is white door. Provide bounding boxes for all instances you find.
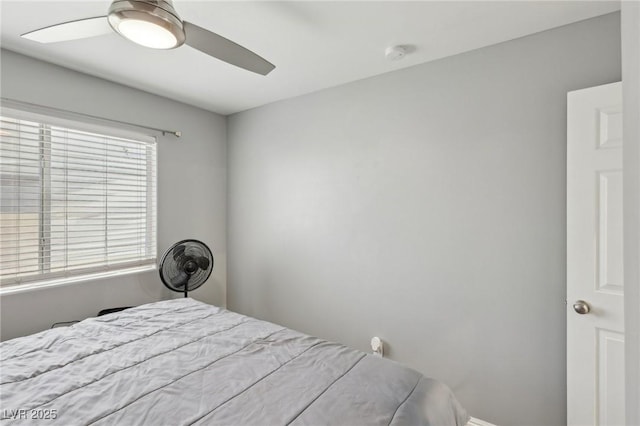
[567,82,624,426]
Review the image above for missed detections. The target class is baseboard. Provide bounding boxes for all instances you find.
[467,416,497,426]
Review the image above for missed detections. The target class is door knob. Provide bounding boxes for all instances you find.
[573,300,590,314]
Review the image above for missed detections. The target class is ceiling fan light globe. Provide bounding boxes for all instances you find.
[116,19,177,49]
[108,0,185,49]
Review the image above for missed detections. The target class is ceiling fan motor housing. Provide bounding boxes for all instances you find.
[108,0,186,48]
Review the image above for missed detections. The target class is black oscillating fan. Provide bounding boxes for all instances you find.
[159,239,213,298]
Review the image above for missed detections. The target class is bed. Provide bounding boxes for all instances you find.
[0,298,468,425]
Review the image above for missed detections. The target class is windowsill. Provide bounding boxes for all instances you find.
[0,264,156,296]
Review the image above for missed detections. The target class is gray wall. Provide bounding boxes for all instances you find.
[0,50,227,341]
[227,13,621,426]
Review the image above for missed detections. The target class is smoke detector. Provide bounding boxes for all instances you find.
[385,45,406,61]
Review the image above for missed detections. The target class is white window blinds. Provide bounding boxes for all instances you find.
[0,110,157,290]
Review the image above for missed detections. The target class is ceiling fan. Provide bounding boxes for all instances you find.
[21,0,275,76]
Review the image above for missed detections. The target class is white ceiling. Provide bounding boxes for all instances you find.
[0,1,620,115]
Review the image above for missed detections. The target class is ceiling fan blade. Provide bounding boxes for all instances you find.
[22,17,111,44]
[183,21,275,76]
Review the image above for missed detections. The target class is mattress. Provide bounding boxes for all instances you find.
[0,298,468,425]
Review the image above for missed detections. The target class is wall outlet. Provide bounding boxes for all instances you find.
[371,336,384,357]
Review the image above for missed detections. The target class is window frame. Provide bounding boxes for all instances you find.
[0,106,158,295]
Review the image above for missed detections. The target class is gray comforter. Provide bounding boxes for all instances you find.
[0,298,468,425]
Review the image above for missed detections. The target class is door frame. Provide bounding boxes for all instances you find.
[622,2,640,425]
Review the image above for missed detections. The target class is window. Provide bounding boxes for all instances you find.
[0,108,157,293]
